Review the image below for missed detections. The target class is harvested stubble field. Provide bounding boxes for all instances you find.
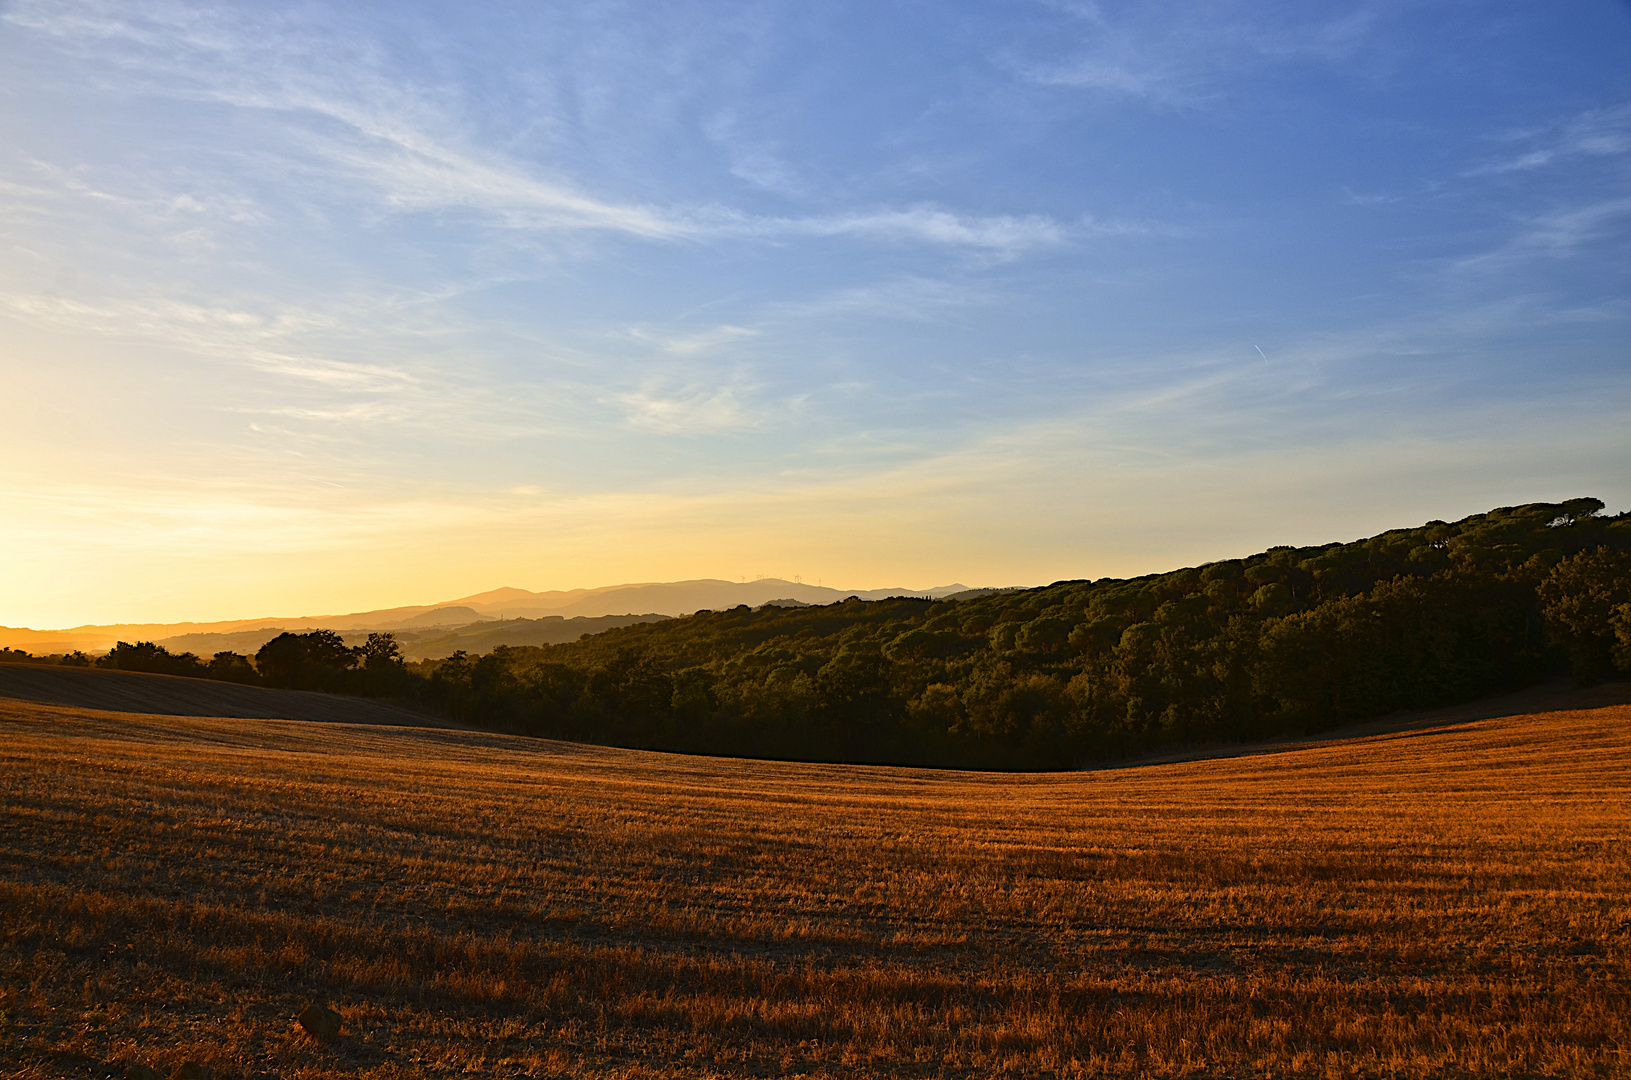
[2,685,1629,1080]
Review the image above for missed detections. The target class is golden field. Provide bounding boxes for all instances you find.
[1,681,1628,1079]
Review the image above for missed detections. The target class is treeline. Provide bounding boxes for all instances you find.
[7,499,1629,769]
[3,630,419,699]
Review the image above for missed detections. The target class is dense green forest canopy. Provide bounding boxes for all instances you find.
[13,499,1630,769]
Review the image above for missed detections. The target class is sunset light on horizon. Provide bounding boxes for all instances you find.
[3,1,1628,628]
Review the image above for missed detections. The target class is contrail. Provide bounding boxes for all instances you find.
[1254,344,1268,363]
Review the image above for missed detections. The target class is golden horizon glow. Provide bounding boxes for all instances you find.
[3,3,1628,630]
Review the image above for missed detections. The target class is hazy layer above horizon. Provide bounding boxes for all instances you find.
[1,2,1627,628]
[0,577,978,654]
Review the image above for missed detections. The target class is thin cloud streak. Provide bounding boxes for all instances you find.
[615,386,757,434]
[1447,195,1631,275]
[628,324,758,355]
[1466,101,1631,176]
[0,292,419,392]
[1013,3,1385,108]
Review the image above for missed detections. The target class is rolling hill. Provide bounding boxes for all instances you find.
[1,679,1626,1078]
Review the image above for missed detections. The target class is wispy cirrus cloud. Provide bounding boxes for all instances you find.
[615,386,756,434]
[1027,59,1189,105]
[0,286,577,446]
[0,291,415,389]
[9,1,692,237]
[307,127,687,239]
[1466,101,1631,176]
[766,276,998,323]
[1447,195,1631,275]
[1340,187,1404,207]
[704,205,1163,259]
[774,207,1068,250]
[5,0,1090,256]
[1012,3,1382,108]
[1516,197,1631,256]
[301,131,1088,253]
[629,324,758,355]
[704,110,806,197]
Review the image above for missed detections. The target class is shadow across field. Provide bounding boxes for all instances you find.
[0,691,1628,1078]
[0,663,443,727]
[1100,677,1631,769]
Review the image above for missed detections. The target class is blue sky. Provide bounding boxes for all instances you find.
[2,0,1628,626]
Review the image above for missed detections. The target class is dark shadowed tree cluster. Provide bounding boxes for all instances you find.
[80,630,408,696]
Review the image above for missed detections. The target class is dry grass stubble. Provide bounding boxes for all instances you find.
[1,688,1628,1078]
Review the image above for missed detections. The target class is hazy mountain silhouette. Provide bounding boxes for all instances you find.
[0,578,978,658]
[451,579,973,619]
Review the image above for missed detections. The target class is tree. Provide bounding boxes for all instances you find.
[98,641,205,677]
[254,630,356,690]
[1538,547,1631,683]
[810,652,895,759]
[361,632,403,670]
[1615,604,1631,674]
[207,651,258,684]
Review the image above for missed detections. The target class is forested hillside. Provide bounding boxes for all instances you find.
[414,498,1631,767]
[15,498,1627,769]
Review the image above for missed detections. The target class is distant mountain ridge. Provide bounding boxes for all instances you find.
[0,578,980,659]
[446,579,975,620]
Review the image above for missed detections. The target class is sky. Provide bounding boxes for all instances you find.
[2,0,1629,628]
